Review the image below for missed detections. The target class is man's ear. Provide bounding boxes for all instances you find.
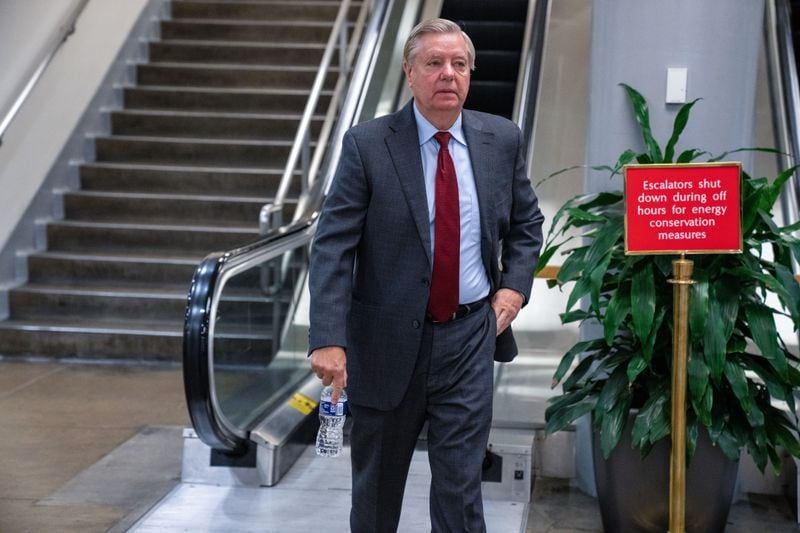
[402,62,412,87]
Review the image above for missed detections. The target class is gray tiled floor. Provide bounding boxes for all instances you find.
[1,358,798,532]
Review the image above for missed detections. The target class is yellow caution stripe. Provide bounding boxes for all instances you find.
[288,392,317,415]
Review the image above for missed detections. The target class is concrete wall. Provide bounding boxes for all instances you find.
[585,0,765,190]
[0,0,151,292]
[0,0,83,123]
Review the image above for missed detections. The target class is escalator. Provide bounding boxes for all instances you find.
[182,0,551,465]
[441,0,528,118]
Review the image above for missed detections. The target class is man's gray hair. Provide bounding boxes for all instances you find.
[402,18,476,70]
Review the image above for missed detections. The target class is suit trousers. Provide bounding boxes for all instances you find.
[349,304,496,533]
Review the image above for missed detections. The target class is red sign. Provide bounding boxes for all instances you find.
[624,163,741,255]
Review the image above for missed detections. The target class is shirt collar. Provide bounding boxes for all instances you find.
[412,100,466,147]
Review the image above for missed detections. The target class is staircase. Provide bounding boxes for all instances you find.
[441,0,528,119]
[0,0,358,362]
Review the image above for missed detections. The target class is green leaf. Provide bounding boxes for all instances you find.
[686,416,699,464]
[620,83,663,162]
[724,360,763,427]
[604,284,631,345]
[774,263,800,321]
[584,222,624,269]
[565,207,606,224]
[600,394,633,458]
[676,148,709,163]
[703,278,739,379]
[688,356,712,424]
[688,277,709,343]
[627,355,648,384]
[744,303,787,376]
[551,339,605,387]
[562,355,599,391]
[631,261,655,344]
[588,253,612,316]
[565,275,592,314]
[766,413,800,459]
[631,386,670,448]
[597,366,630,413]
[545,396,597,434]
[641,307,666,363]
[559,309,592,324]
[557,246,588,283]
[663,98,701,162]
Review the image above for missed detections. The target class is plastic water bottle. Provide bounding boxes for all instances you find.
[316,386,347,457]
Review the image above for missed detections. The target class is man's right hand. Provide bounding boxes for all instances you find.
[309,346,347,404]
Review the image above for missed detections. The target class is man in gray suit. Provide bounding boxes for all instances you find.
[309,18,544,532]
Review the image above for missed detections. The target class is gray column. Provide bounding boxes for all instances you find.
[577,0,765,495]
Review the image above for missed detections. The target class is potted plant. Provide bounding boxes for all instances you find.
[537,84,800,531]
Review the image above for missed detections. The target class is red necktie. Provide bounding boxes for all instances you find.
[427,131,460,322]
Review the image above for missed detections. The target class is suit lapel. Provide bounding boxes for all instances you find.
[463,111,496,277]
[385,102,432,265]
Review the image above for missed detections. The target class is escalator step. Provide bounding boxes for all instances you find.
[452,20,525,52]
[472,50,521,83]
[440,0,527,23]
[465,81,516,119]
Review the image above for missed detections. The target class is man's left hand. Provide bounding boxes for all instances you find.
[491,288,524,336]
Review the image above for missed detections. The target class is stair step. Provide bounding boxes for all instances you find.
[160,20,339,43]
[136,62,338,90]
[109,110,323,141]
[78,162,299,196]
[0,319,183,361]
[46,221,260,256]
[26,252,201,286]
[62,191,296,227]
[170,1,361,23]
[148,40,329,66]
[121,86,332,113]
[0,319,274,361]
[93,135,297,166]
[8,283,286,323]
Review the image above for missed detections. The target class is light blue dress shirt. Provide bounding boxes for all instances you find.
[413,102,491,304]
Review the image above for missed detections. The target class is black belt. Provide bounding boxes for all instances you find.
[427,297,489,324]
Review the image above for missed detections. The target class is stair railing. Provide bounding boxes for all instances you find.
[258,0,371,299]
[0,0,89,147]
[259,0,372,236]
[184,0,394,454]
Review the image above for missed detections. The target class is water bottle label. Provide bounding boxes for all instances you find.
[320,400,346,417]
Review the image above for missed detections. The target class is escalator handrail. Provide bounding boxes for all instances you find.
[183,219,316,452]
[513,0,551,147]
[183,0,393,453]
[767,0,800,225]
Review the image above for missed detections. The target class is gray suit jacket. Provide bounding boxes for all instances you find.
[309,100,544,410]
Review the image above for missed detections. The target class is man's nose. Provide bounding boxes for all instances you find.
[440,62,454,79]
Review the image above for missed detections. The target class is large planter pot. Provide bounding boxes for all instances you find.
[592,414,739,533]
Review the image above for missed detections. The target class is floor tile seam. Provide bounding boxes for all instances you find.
[0,365,67,400]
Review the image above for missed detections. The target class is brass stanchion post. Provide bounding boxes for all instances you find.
[668,255,694,533]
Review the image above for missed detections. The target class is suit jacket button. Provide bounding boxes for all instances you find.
[422,278,430,288]
[412,320,420,329]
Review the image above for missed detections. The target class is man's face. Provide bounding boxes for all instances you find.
[404,32,471,120]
